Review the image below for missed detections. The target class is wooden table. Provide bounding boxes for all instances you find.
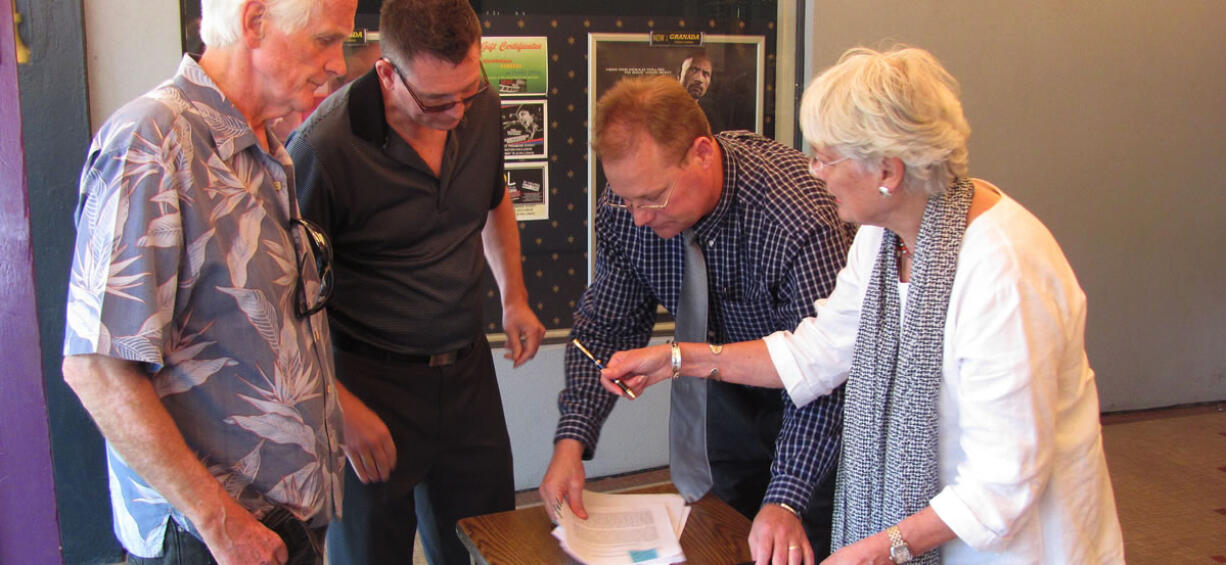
[456,483,753,564]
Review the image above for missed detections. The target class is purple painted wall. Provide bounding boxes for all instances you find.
[0,2,64,564]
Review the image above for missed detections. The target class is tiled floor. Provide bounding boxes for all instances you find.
[406,404,1226,564]
[1100,404,1226,563]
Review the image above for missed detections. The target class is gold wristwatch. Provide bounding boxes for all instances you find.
[886,525,912,564]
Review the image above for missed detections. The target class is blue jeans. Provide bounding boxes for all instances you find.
[127,517,325,565]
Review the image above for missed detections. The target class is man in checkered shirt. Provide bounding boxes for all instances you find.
[540,75,855,560]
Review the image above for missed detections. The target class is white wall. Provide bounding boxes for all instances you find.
[85,0,181,130]
[494,340,671,491]
[806,0,1226,410]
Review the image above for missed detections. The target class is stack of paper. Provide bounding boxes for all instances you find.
[552,490,690,565]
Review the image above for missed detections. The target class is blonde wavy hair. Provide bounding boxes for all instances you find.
[800,46,971,195]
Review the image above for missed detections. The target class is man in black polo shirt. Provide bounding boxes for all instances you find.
[288,0,545,563]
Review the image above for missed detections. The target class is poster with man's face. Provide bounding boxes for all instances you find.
[586,33,764,267]
[589,33,764,136]
[501,100,548,160]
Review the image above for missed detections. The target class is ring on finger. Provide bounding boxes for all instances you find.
[788,544,800,551]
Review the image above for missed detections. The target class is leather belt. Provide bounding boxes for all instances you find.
[332,332,475,367]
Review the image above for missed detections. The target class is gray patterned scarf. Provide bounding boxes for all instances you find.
[831,177,974,563]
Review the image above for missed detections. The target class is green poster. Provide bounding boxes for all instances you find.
[481,36,549,96]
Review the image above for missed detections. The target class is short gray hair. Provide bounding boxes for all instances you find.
[199,0,320,48]
[799,46,971,196]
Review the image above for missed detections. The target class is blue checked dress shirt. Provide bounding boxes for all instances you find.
[556,131,854,512]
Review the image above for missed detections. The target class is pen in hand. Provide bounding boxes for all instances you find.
[571,339,637,399]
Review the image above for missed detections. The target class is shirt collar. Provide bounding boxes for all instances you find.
[171,54,264,161]
[345,67,466,172]
[689,135,738,241]
[346,68,389,145]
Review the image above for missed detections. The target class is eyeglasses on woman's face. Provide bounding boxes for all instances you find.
[290,217,334,318]
[383,57,490,114]
[808,153,850,177]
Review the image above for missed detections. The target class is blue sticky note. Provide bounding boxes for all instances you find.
[629,549,659,562]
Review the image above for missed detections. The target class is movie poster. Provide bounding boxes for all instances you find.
[501,100,547,160]
[589,32,763,136]
[586,33,764,262]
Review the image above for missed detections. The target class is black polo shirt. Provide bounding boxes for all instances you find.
[288,69,504,355]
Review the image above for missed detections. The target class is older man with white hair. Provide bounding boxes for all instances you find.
[61,1,357,564]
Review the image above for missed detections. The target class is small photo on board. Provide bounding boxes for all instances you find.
[501,100,548,160]
[482,36,549,96]
[505,162,549,221]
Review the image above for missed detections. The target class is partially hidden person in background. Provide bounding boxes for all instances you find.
[62,0,357,563]
[598,46,1125,565]
[287,0,546,563]
[539,75,856,562]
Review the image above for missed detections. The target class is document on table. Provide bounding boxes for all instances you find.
[552,490,689,565]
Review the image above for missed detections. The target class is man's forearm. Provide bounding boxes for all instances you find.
[763,391,843,513]
[63,354,246,534]
[553,387,606,460]
[556,338,634,457]
[482,191,529,306]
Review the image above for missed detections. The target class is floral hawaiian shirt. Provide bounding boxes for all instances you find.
[63,55,343,558]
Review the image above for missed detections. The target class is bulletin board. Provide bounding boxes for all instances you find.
[177,3,779,337]
[477,14,778,336]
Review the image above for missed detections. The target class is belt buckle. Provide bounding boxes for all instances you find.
[428,351,457,367]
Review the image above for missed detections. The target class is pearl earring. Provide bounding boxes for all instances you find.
[878,186,892,198]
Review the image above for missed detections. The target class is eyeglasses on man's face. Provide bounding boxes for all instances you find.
[384,57,490,114]
[605,173,681,212]
[290,217,334,318]
[604,154,691,212]
[808,153,850,176]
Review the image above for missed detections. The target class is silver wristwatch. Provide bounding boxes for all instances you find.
[886,525,913,564]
